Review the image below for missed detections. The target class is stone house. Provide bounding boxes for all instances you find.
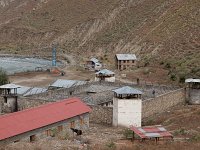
[95,69,115,82]
[86,58,102,71]
[0,97,91,146]
[115,54,137,70]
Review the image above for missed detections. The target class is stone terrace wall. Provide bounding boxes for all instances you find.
[89,105,113,125]
[142,88,186,118]
[17,97,51,111]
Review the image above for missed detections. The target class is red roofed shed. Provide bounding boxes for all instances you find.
[0,97,91,145]
[130,125,173,143]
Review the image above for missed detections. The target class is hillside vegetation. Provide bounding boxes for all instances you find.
[0,0,199,79]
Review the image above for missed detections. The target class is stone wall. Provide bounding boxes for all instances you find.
[89,105,113,125]
[29,83,92,101]
[0,96,3,114]
[142,88,186,118]
[17,97,51,111]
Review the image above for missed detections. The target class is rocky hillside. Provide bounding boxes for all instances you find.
[0,0,199,78]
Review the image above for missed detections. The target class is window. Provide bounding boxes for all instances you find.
[70,121,75,128]
[69,91,73,95]
[123,60,126,63]
[132,60,135,63]
[80,117,84,125]
[46,129,51,136]
[127,60,129,63]
[30,135,36,142]
[58,125,63,132]
[4,98,7,103]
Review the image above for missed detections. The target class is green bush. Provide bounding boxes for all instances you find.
[190,134,200,142]
[170,74,177,81]
[0,68,9,85]
[122,128,133,139]
[165,63,171,69]
[106,141,116,150]
[179,75,186,83]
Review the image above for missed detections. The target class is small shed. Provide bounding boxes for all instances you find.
[86,57,102,71]
[130,125,173,143]
[115,54,137,70]
[95,69,115,82]
[112,86,143,127]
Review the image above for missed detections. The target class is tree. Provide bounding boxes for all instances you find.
[0,68,9,85]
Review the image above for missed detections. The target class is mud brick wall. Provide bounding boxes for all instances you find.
[142,88,186,118]
[89,105,113,125]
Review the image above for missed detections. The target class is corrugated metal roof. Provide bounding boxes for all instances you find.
[116,54,137,60]
[130,125,173,139]
[90,58,99,63]
[0,97,91,140]
[49,79,87,88]
[113,86,142,95]
[0,84,22,89]
[185,78,200,83]
[23,87,47,96]
[86,85,117,93]
[95,69,115,75]
[11,86,31,95]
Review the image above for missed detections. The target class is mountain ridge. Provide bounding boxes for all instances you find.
[0,0,199,78]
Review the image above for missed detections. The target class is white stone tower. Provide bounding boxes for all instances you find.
[112,86,142,127]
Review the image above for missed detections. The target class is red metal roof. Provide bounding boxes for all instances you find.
[0,97,91,140]
[130,125,173,139]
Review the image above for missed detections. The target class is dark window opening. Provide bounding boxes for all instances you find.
[4,98,7,103]
[30,135,36,142]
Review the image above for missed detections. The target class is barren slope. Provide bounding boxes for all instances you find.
[0,0,199,78]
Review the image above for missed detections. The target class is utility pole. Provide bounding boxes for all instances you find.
[52,44,57,67]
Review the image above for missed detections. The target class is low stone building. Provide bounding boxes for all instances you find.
[0,97,91,146]
[95,69,115,82]
[115,54,137,70]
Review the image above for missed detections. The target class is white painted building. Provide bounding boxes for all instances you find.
[112,86,142,127]
[95,69,115,82]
